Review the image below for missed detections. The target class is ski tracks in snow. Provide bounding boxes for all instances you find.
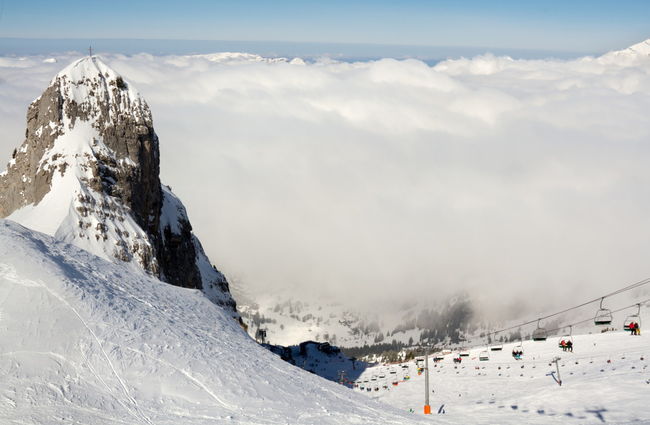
[0,263,154,425]
[121,346,238,412]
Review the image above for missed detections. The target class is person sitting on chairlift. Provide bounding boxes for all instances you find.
[560,339,567,351]
[566,340,573,352]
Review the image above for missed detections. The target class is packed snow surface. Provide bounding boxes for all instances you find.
[0,219,649,424]
[356,332,650,424]
[0,220,426,425]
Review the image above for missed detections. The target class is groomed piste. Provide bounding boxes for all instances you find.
[355,330,649,423]
[0,220,432,425]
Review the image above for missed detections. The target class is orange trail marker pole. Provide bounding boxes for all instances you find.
[424,345,431,414]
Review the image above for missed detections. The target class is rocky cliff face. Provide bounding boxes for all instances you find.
[0,56,236,312]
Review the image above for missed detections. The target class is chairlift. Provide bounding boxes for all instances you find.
[459,350,470,357]
[558,325,573,349]
[532,319,547,341]
[490,336,503,351]
[479,350,489,361]
[594,297,613,326]
[512,334,524,357]
[623,303,642,331]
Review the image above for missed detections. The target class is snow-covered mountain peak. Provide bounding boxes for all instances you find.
[191,52,296,64]
[615,39,650,57]
[55,55,119,81]
[0,56,238,312]
[49,56,150,137]
[598,38,650,64]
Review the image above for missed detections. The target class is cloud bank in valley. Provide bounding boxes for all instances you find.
[1,46,650,316]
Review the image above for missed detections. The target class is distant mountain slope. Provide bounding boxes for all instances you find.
[0,220,428,425]
[264,340,370,384]
[237,288,476,354]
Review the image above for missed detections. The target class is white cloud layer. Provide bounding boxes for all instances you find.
[1,47,650,315]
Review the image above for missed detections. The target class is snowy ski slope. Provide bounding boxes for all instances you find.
[357,331,650,423]
[1,217,648,424]
[0,220,430,425]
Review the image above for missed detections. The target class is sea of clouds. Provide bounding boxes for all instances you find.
[1,45,649,316]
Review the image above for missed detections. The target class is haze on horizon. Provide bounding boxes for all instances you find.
[0,0,649,56]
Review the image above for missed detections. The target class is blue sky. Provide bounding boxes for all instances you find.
[0,0,648,54]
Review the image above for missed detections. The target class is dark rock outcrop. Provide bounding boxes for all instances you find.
[0,56,236,312]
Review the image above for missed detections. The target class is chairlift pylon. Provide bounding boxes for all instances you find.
[594,297,613,326]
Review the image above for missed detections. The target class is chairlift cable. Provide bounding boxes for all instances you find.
[482,277,650,340]
[543,298,650,335]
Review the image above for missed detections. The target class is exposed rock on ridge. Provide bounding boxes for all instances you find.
[0,56,236,312]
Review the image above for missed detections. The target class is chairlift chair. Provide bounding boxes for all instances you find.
[512,334,524,357]
[623,303,642,331]
[558,325,573,348]
[490,339,503,351]
[459,351,470,357]
[532,319,548,341]
[479,350,490,361]
[594,297,613,326]
[487,332,503,351]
